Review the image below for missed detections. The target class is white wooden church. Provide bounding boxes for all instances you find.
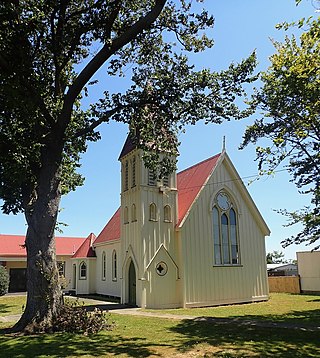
[0,134,270,308]
[72,134,270,308]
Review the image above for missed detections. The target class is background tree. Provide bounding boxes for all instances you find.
[0,1,256,332]
[241,16,320,251]
[266,251,287,264]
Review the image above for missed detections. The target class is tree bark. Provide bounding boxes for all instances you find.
[12,154,63,333]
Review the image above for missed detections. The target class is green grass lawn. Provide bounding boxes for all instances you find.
[146,293,320,326]
[0,293,319,357]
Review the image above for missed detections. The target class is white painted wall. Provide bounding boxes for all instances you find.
[95,242,121,297]
[297,251,320,293]
[180,156,269,307]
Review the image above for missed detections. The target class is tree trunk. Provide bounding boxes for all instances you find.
[12,157,63,333]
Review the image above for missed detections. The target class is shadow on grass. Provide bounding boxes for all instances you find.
[170,317,320,357]
[0,330,167,358]
[223,308,320,328]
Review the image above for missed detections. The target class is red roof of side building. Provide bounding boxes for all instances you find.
[0,234,86,257]
[94,154,221,245]
[94,208,121,245]
[72,233,96,258]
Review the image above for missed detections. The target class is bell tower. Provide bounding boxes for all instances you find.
[118,133,179,308]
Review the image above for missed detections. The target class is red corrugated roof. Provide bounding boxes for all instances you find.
[94,208,121,245]
[72,233,96,258]
[0,234,86,257]
[94,154,221,245]
[177,154,221,226]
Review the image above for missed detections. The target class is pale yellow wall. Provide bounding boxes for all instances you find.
[94,242,121,297]
[72,258,96,295]
[145,245,181,308]
[297,251,320,293]
[180,156,269,307]
[120,149,181,308]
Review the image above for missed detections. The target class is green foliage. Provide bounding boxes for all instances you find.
[0,266,9,296]
[0,0,257,216]
[241,17,320,250]
[266,251,287,264]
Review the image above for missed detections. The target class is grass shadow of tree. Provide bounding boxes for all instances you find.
[0,330,168,357]
[170,311,320,357]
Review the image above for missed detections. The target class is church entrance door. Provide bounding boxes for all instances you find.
[128,260,136,306]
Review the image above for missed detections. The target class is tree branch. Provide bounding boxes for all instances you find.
[61,0,167,129]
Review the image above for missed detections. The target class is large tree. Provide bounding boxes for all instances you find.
[241,16,320,250]
[0,1,256,332]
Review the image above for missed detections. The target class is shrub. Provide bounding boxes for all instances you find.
[51,299,114,335]
[0,266,9,296]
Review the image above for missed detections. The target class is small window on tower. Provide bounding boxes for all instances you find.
[131,204,137,222]
[148,169,156,186]
[164,205,172,222]
[124,206,129,224]
[149,203,157,221]
[124,160,129,191]
[131,156,136,188]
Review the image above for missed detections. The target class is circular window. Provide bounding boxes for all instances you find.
[156,262,168,276]
[216,192,231,211]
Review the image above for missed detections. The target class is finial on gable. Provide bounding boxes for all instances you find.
[222,136,226,152]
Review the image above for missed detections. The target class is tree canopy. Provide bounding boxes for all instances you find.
[0,1,257,332]
[241,16,320,250]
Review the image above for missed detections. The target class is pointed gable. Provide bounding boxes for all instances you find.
[72,233,96,258]
[93,208,121,245]
[118,134,136,160]
[177,153,221,227]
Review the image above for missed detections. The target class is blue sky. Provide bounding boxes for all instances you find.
[0,0,317,260]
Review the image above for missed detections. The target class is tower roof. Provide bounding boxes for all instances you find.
[118,134,136,160]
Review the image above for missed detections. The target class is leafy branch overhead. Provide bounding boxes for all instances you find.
[241,17,320,250]
[0,0,256,217]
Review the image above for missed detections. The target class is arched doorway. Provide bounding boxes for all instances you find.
[128,260,136,306]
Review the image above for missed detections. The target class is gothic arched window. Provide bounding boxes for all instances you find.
[102,251,106,280]
[131,204,137,222]
[164,205,172,222]
[124,206,129,224]
[112,250,117,281]
[79,261,87,280]
[149,203,157,221]
[212,191,240,265]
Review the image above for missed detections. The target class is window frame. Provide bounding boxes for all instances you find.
[212,192,240,266]
[164,205,172,222]
[102,251,106,281]
[131,203,137,222]
[149,202,157,221]
[112,250,117,281]
[79,261,87,280]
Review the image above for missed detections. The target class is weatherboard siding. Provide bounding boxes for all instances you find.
[181,160,268,307]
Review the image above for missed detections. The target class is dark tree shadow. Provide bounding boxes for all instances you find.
[169,309,320,358]
[0,331,169,357]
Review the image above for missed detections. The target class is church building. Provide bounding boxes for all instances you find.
[73,135,270,308]
[0,135,270,308]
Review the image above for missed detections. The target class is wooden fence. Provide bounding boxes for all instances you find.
[268,276,301,294]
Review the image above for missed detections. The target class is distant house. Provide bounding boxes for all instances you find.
[1,135,271,308]
[0,234,93,292]
[297,251,320,294]
[267,263,298,277]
